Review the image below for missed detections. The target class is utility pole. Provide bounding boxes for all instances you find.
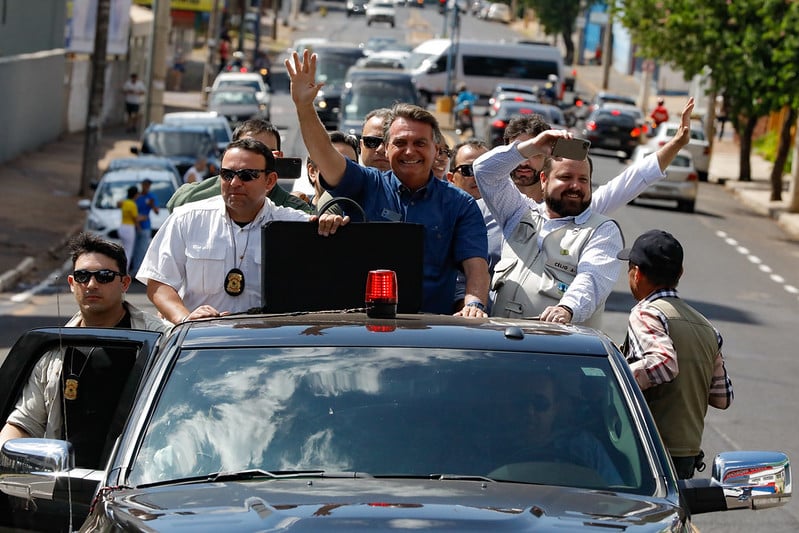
[145,0,170,128]
[789,112,799,212]
[600,6,613,90]
[79,0,110,197]
[202,0,221,106]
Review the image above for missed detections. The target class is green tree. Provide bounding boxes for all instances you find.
[620,0,799,196]
[526,0,583,65]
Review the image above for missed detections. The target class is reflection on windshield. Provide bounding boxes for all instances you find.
[143,132,215,158]
[95,179,175,209]
[130,348,652,494]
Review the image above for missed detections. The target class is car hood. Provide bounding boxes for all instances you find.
[92,478,683,531]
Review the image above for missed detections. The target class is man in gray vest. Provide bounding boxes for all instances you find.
[474,129,622,328]
[618,229,733,479]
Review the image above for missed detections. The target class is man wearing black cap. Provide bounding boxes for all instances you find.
[618,229,734,479]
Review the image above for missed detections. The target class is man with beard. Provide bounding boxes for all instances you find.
[474,99,696,326]
[474,130,621,328]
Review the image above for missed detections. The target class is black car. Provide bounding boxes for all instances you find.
[485,99,567,147]
[338,68,421,135]
[582,107,644,159]
[310,43,367,129]
[0,281,790,530]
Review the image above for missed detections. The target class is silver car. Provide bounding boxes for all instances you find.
[631,146,699,212]
[208,86,269,126]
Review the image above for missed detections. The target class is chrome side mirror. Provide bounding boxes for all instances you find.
[0,438,73,501]
[714,451,791,510]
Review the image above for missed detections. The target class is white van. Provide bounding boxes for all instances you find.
[406,39,565,104]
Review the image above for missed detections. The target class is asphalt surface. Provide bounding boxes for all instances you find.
[1,19,797,293]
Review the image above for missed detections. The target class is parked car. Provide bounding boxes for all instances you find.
[162,111,233,153]
[208,85,269,126]
[105,156,181,185]
[131,124,220,177]
[485,1,512,22]
[485,99,567,147]
[77,166,178,242]
[581,106,643,160]
[365,0,396,26]
[0,291,790,530]
[210,71,271,109]
[310,43,367,129]
[346,0,368,16]
[339,68,421,135]
[630,146,699,212]
[649,121,711,181]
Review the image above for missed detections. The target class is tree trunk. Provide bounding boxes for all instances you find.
[770,107,797,201]
[561,29,574,65]
[738,115,758,182]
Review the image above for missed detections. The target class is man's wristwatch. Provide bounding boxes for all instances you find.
[465,301,487,312]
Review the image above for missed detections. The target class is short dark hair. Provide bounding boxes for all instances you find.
[308,131,360,169]
[450,138,489,170]
[384,103,442,146]
[224,138,276,171]
[232,118,281,151]
[68,232,128,276]
[503,115,551,144]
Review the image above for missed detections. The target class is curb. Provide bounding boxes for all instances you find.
[0,257,35,293]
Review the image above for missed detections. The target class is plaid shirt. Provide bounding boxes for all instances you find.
[623,289,733,408]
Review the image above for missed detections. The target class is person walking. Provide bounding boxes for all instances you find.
[131,178,159,274]
[618,229,734,479]
[650,98,670,128]
[122,73,146,133]
[118,185,141,272]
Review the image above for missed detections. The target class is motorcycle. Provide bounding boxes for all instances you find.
[454,102,474,135]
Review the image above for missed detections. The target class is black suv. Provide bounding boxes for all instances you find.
[338,68,421,135]
[1,307,790,530]
[581,107,643,160]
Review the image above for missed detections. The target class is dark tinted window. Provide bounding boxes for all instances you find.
[315,50,366,86]
[143,131,216,158]
[341,79,418,121]
[463,55,558,80]
[131,347,652,494]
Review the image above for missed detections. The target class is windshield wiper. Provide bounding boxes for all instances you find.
[140,469,370,488]
[374,473,496,483]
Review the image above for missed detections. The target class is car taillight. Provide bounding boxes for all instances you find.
[585,121,597,131]
[631,127,642,138]
[703,146,710,155]
[365,269,397,318]
[658,140,666,147]
[491,119,508,129]
[687,172,698,181]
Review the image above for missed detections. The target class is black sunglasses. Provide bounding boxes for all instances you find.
[453,164,474,177]
[73,269,123,284]
[220,168,267,182]
[361,136,384,149]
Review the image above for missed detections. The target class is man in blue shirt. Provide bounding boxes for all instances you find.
[131,178,158,274]
[286,50,489,316]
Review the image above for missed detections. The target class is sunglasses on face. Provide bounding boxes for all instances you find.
[72,269,123,284]
[361,135,384,150]
[220,168,266,182]
[454,164,474,177]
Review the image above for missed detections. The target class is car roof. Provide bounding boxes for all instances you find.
[163,111,226,121]
[98,167,178,182]
[144,124,213,133]
[178,312,616,355]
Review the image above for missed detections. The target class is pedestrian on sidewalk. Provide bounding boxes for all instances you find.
[122,73,146,133]
[131,178,159,275]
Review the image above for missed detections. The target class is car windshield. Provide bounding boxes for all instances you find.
[211,90,259,105]
[94,178,175,210]
[342,80,417,121]
[129,347,654,494]
[316,52,364,85]
[143,131,216,158]
[217,79,262,92]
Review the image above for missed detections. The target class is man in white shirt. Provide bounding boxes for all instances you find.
[122,73,146,133]
[137,138,348,324]
[183,156,208,184]
[473,99,695,327]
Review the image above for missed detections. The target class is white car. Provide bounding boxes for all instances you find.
[649,121,710,180]
[78,167,179,243]
[162,111,233,152]
[210,72,271,117]
[630,146,698,212]
[485,2,512,23]
[365,1,396,26]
